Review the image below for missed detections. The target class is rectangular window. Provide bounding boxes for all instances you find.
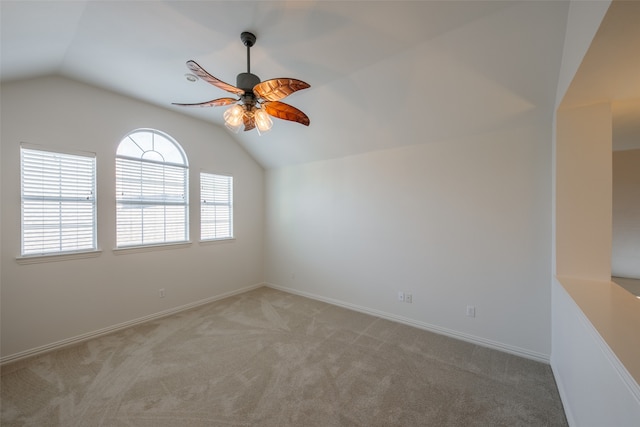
[116,157,189,247]
[201,172,233,240]
[21,146,97,256]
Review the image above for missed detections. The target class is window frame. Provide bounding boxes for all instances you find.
[19,143,98,259]
[200,171,234,242]
[115,129,190,249]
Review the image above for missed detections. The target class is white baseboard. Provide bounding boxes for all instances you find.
[550,354,577,427]
[0,283,264,366]
[265,282,550,363]
[2,282,551,366]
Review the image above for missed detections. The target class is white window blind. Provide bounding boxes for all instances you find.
[21,147,97,256]
[116,129,189,247]
[201,172,233,240]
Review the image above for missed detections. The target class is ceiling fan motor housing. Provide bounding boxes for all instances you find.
[237,72,261,92]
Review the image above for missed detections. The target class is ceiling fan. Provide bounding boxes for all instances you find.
[173,31,310,135]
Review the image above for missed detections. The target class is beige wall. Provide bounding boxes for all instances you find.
[266,112,554,360]
[612,149,640,278]
[0,76,265,359]
[556,102,612,281]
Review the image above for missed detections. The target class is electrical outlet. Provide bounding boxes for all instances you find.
[405,294,413,303]
[398,291,405,302]
[159,288,165,298]
[466,305,475,317]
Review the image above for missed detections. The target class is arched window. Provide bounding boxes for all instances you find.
[116,129,189,247]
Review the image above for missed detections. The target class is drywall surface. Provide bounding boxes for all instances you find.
[552,278,640,426]
[556,102,612,281]
[0,76,265,359]
[613,99,640,152]
[554,0,611,108]
[612,149,640,279]
[265,113,553,358]
[550,2,640,425]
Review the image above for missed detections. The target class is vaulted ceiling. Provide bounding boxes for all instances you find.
[1,1,637,168]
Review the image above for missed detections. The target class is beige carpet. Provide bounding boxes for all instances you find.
[1,287,567,426]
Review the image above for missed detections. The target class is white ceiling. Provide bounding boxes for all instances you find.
[1,1,636,167]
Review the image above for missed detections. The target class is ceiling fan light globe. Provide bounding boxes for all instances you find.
[223,105,244,133]
[225,121,243,133]
[254,109,273,135]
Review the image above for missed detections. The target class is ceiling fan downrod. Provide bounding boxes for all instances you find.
[237,31,260,93]
[241,31,256,73]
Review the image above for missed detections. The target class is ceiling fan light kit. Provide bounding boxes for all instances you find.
[173,31,310,135]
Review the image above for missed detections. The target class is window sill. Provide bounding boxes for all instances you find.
[16,249,102,265]
[113,241,192,255]
[199,237,235,245]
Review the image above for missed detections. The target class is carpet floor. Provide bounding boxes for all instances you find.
[1,287,567,426]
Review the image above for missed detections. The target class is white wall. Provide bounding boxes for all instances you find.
[552,279,640,426]
[612,149,640,279]
[551,2,640,425]
[265,112,553,360]
[0,76,265,360]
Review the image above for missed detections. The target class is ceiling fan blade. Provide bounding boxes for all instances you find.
[243,115,256,131]
[254,78,310,102]
[263,101,310,126]
[186,60,245,95]
[172,97,238,108]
